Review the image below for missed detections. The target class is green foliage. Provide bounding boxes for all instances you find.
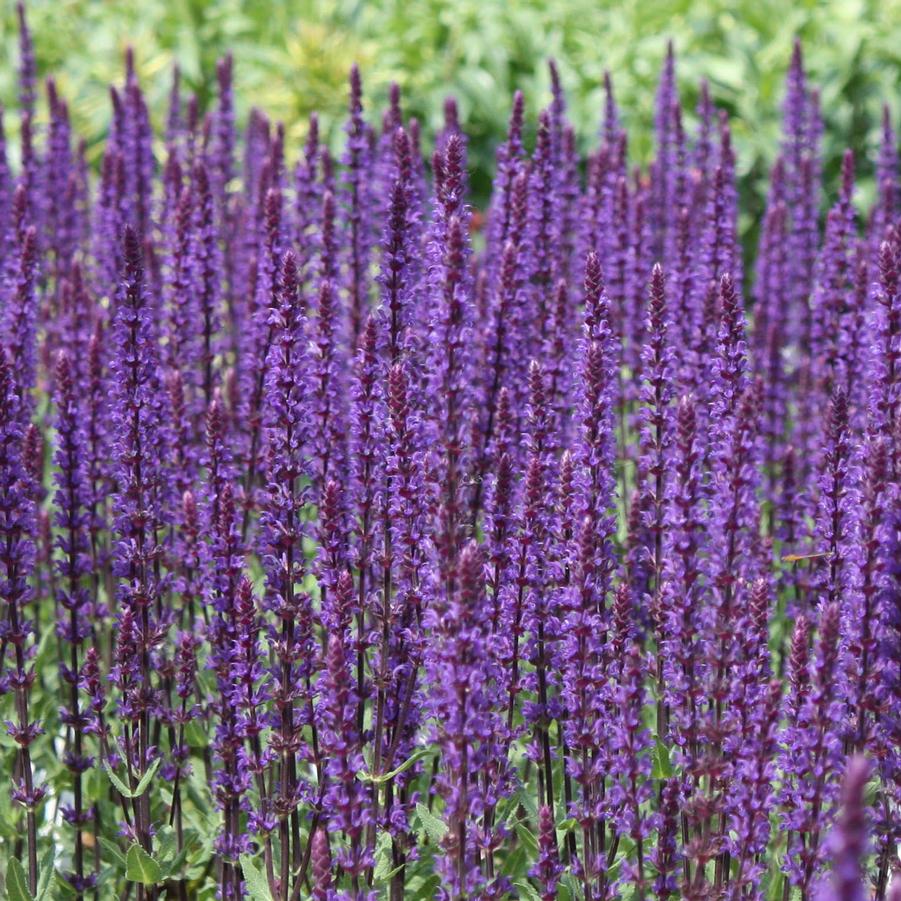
[1,0,899,216]
[5,858,32,901]
[652,738,674,779]
[239,854,273,901]
[102,756,161,799]
[357,745,434,783]
[125,844,162,886]
[414,801,448,844]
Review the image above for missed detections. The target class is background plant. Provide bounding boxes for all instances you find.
[2,0,901,217]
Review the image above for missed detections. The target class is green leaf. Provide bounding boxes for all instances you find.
[514,881,542,901]
[184,720,209,748]
[35,845,55,901]
[652,739,674,779]
[606,858,623,886]
[5,858,33,901]
[375,861,405,884]
[102,760,135,799]
[371,828,405,884]
[501,843,527,881]
[99,837,127,871]
[239,855,273,901]
[357,747,433,784]
[32,623,57,673]
[517,787,539,822]
[559,872,581,901]
[132,757,162,798]
[53,872,78,898]
[415,802,448,844]
[767,871,787,901]
[158,826,199,879]
[184,768,216,832]
[162,843,191,880]
[185,835,216,880]
[372,832,394,883]
[156,828,178,872]
[125,844,162,886]
[103,757,160,800]
[409,873,441,901]
[514,822,539,858]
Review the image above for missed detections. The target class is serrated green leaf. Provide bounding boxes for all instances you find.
[372,829,404,884]
[372,832,393,883]
[156,824,180,862]
[517,787,539,821]
[415,802,448,844]
[239,855,273,901]
[376,861,405,884]
[102,760,135,799]
[514,881,542,901]
[132,757,162,798]
[102,757,160,800]
[560,871,580,901]
[5,858,33,901]
[35,845,55,901]
[409,873,441,901]
[159,827,199,879]
[125,844,161,885]
[493,792,517,825]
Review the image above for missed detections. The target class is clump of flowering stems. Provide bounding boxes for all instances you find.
[1,7,900,899]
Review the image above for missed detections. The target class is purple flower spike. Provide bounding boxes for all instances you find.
[53,351,94,891]
[652,778,681,900]
[816,756,871,901]
[531,805,563,901]
[311,826,332,900]
[342,64,375,348]
[426,541,507,899]
[780,601,845,894]
[0,351,42,893]
[0,32,898,901]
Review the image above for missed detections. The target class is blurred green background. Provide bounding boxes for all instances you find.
[2,0,901,224]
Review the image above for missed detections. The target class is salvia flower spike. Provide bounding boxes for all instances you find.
[0,15,897,900]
